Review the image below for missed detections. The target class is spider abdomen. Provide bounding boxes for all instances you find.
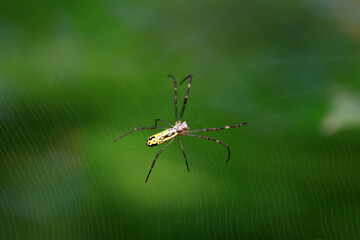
[146,128,178,147]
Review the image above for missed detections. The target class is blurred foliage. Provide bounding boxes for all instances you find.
[1,0,360,239]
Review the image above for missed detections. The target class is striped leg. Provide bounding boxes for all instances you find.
[113,125,167,142]
[185,134,231,162]
[178,136,189,172]
[179,74,193,121]
[154,118,173,127]
[145,138,175,183]
[168,75,178,122]
[188,122,247,133]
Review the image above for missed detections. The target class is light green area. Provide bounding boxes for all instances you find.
[1,0,360,239]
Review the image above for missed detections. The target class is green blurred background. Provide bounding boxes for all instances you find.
[1,0,360,239]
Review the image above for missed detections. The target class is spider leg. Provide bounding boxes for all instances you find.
[168,75,178,123]
[185,133,231,163]
[178,136,189,172]
[188,122,247,133]
[154,118,173,127]
[113,126,167,142]
[145,138,175,183]
[179,74,192,121]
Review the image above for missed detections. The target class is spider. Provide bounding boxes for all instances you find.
[114,74,247,183]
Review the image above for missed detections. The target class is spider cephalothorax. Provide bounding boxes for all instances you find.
[114,74,247,183]
[173,121,189,133]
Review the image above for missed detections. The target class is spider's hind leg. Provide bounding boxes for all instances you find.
[145,138,175,183]
[113,126,159,142]
[154,118,173,127]
[113,122,169,143]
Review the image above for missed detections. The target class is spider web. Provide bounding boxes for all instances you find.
[1,0,360,239]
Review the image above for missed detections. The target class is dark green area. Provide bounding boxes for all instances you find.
[1,0,360,239]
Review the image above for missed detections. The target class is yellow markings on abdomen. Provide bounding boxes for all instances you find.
[146,128,178,147]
